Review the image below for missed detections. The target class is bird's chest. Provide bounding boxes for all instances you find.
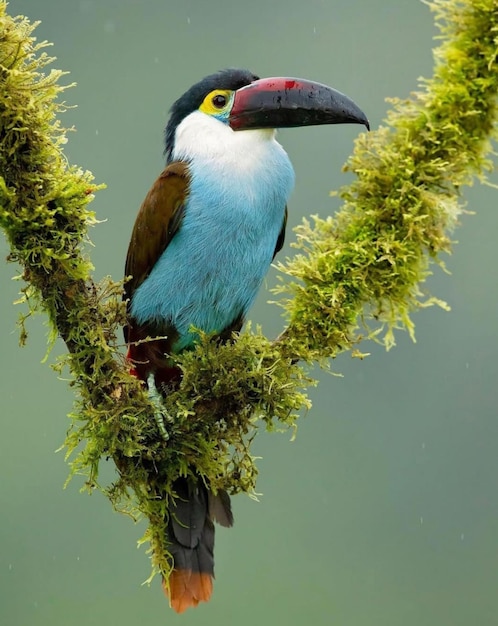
[185,161,289,269]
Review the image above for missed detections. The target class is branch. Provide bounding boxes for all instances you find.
[0,0,496,585]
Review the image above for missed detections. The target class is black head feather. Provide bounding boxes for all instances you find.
[164,68,258,162]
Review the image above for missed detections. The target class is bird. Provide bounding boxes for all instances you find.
[123,68,368,612]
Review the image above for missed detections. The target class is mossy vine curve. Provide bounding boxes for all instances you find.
[0,0,496,587]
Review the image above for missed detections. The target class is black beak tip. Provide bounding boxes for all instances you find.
[352,108,369,131]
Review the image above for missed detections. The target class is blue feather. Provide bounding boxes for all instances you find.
[130,124,295,352]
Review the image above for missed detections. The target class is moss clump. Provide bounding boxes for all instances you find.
[0,0,496,589]
[276,0,498,360]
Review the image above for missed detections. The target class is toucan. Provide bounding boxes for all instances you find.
[124,68,368,612]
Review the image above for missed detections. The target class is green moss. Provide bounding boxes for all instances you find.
[0,0,497,588]
[276,0,498,360]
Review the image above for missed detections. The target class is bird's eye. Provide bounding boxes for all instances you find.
[212,94,227,109]
[200,90,232,116]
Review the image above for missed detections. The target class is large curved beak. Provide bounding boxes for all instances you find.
[229,76,369,131]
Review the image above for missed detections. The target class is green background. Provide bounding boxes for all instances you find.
[2,1,498,624]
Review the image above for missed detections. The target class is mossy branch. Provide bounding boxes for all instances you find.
[0,0,496,585]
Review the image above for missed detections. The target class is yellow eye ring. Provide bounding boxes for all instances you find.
[200,89,233,116]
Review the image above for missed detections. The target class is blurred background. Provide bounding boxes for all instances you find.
[1,1,497,624]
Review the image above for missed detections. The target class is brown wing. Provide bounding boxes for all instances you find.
[123,161,190,382]
[124,161,191,304]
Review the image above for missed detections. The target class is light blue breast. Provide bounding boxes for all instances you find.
[130,141,295,352]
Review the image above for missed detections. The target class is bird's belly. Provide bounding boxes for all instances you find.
[131,187,289,352]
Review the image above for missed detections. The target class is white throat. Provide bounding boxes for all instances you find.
[171,110,278,165]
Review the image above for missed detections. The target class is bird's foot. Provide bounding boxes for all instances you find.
[147,374,171,441]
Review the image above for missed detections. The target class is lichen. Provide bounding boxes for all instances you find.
[0,0,496,589]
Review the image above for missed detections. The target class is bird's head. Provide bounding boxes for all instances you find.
[165,68,369,162]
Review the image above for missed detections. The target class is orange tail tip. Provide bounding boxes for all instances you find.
[162,570,213,614]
